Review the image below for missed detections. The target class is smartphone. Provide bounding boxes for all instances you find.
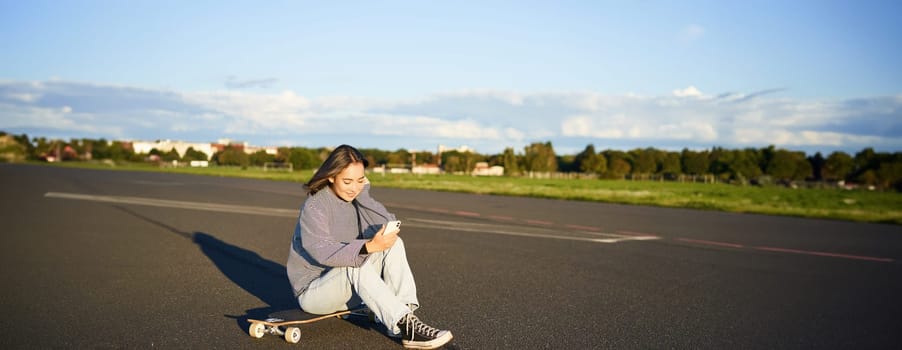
[383,220,401,235]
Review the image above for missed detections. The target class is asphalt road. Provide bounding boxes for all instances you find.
[1,163,900,349]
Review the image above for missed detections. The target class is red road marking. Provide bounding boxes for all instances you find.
[387,204,893,263]
[677,238,894,263]
[676,238,745,249]
[565,224,601,231]
[617,230,659,237]
[526,219,553,226]
[753,246,895,263]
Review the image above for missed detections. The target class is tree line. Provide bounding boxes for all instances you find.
[1,131,899,191]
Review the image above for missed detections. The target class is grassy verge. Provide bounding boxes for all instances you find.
[37,161,902,225]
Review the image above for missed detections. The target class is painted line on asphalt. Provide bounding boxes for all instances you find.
[526,219,554,226]
[617,230,659,237]
[378,202,892,262]
[578,230,659,240]
[46,192,662,245]
[45,192,299,218]
[406,218,660,244]
[383,202,660,242]
[676,237,894,263]
[753,246,895,263]
[384,201,612,234]
[565,224,601,232]
[676,238,745,249]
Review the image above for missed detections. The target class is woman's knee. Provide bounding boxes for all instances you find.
[299,291,347,314]
[298,270,353,314]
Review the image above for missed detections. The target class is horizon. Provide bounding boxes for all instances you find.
[2,129,892,158]
[2,1,900,156]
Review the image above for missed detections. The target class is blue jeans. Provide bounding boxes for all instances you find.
[298,237,419,335]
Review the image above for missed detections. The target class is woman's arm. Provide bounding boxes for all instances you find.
[356,181,400,253]
[298,200,368,267]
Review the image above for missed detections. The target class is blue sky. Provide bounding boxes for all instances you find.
[1,0,900,155]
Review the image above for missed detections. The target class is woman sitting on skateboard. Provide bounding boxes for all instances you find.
[287,145,453,349]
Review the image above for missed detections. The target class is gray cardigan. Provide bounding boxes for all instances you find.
[287,183,396,297]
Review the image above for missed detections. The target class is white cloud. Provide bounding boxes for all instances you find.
[7,93,39,103]
[627,126,642,138]
[673,86,704,98]
[561,111,719,142]
[361,114,504,140]
[561,115,626,139]
[0,80,899,154]
[560,116,592,137]
[504,127,525,141]
[437,119,501,139]
[799,131,844,146]
[734,128,885,147]
[658,121,718,141]
[438,89,525,106]
[0,103,123,137]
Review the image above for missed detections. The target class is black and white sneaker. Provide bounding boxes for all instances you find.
[397,313,453,349]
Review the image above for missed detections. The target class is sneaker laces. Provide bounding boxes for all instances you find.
[402,313,442,340]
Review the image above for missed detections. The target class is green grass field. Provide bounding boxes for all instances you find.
[43,161,902,225]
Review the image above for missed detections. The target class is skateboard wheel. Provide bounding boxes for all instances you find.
[249,322,265,339]
[284,327,301,343]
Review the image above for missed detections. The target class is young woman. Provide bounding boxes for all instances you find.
[287,145,453,349]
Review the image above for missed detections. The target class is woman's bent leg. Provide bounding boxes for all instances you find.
[297,267,354,315]
[380,237,419,309]
[346,253,412,335]
[298,238,421,335]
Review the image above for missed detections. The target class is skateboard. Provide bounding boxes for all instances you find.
[247,308,370,343]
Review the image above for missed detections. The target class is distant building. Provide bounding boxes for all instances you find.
[245,145,279,155]
[472,162,504,176]
[132,140,216,160]
[43,144,79,162]
[437,144,474,154]
[132,139,277,160]
[212,139,278,155]
[211,139,246,153]
[412,164,441,175]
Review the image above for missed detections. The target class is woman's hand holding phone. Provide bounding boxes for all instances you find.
[366,221,401,253]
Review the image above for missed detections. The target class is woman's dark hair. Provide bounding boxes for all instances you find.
[305,145,369,195]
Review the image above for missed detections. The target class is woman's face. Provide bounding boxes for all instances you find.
[329,161,366,202]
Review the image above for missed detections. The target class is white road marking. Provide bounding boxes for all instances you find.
[44,192,298,218]
[405,218,659,244]
[45,191,660,244]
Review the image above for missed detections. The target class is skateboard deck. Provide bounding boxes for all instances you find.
[247,307,370,343]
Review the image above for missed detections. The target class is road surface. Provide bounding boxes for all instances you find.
[1,163,900,348]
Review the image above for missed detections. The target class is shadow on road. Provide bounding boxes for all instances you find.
[112,206,296,329]
[192,233,297,316]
